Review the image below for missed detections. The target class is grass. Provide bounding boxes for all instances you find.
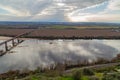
[50,25,72,29]
[81,76,89,80]
[95,73,103,80]
[19,75,74,80]
[49,25,119,29]
[59,77,74,80]
[30,76,40,80]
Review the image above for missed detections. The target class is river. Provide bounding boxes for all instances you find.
[0,38,120,73]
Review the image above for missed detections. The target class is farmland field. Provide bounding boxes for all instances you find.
[0,28,120,39]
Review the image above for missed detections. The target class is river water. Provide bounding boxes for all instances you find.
[0,39,120,73]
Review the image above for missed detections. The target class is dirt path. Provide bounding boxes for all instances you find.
[65,62,120,73]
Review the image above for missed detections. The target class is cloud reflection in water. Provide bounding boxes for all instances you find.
[0,39,119,73]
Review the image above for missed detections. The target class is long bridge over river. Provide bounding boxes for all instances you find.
[0,30,35,56]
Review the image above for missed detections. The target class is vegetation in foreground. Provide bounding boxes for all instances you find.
[0,64,120,80]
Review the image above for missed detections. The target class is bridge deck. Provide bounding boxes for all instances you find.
[0,30,35,56]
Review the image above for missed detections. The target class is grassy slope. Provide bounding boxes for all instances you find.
[3,65,119,80]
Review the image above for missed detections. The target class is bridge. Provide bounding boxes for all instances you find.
[0,30,35,56]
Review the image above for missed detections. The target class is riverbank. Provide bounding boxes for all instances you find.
[0,36,11,40]
[0,62,120,80]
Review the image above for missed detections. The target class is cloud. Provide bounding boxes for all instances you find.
[87,14,120,22]
[68,0,120,22]
[0,0,107,21]
[0,0,53,16]
[0,0,119,22]
[0,6,31,16]
[107,0,120,10]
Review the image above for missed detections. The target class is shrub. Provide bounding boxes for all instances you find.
[102,73,120,80]
[82,68,95,76]
[73,70,83,80]
[89,76,99,80]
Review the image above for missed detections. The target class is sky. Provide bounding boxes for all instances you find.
[0,0,120,22]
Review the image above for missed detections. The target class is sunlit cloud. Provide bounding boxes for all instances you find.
[68,0,120,22]
[108,0,120,10]
[0,0,119,22]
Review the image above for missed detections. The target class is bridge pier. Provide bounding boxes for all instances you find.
[5,42,8,52]
[12,39,15,46]
[17,38,20,43]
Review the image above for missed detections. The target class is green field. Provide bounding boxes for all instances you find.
[48,25,120,29]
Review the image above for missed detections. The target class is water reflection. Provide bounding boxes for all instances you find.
[0,39,120,73]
